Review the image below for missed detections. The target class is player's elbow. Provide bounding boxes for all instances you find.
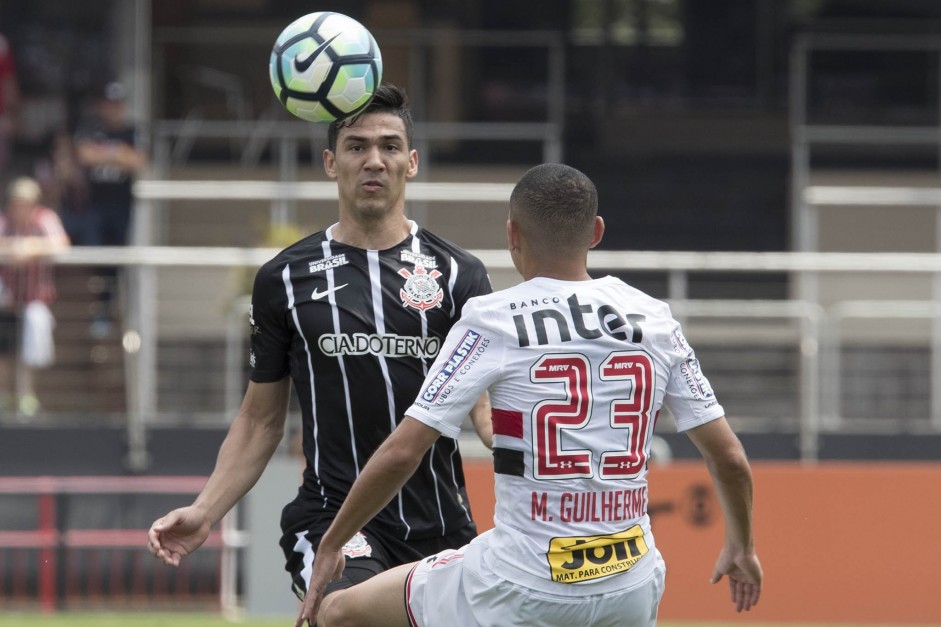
[709,446,752,488]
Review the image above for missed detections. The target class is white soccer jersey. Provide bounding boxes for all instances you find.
[407,275,724,595]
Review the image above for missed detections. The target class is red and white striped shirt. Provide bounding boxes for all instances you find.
[0,205,67,307]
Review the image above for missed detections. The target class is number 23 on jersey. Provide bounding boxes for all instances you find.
[531,351,656,481]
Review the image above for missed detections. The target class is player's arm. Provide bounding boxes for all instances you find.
[468,392,493,449]
[148,378,291,566]
[298,416,441,627]
[685,417,762,612]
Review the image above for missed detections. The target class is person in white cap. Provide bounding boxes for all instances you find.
[0,176,70,418]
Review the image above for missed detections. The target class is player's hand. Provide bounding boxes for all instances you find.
[710,545,762,612]
[147,506,212,567]
[295,549,345,627]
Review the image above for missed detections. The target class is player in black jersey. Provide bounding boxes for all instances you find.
[147,85,493,606]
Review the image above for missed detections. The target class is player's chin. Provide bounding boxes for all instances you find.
[355,198,394,217]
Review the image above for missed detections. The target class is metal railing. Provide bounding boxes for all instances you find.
[788,32,941,443]
[17,242,941,467]
[0,475,244,614]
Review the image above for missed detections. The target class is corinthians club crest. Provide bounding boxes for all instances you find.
[399,264,444,311]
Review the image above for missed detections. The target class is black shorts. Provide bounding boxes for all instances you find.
[0,309,19,355]
[280,503,478,599]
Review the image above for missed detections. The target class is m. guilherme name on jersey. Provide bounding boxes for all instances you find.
[511,293,646,348]
[530,488,648,525]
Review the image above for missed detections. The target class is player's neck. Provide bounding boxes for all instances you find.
[517,245,592,281]
[521,257,593,282]
[527,269,593,281]
[331,214,412,250]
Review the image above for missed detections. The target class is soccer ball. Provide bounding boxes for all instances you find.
[269,12,383,123]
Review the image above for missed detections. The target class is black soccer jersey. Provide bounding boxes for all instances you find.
[249,221,492,541]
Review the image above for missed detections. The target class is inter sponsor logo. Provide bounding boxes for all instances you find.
[420,330,483,403]
[512,293,646,348]
[318,333,441,359]
[547,525,648,583]
[309,254,349,273]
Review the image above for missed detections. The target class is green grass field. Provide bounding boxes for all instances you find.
[0,615,282,627]
[0,617,925,627]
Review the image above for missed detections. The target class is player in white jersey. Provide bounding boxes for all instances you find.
[297,163,762,627]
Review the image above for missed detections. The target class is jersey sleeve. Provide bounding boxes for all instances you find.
[661,321,725,431]
[248,260,292,382]
[450,253,492,317]
[406,299,503,439]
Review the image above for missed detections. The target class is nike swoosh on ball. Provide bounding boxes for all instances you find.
[294,33,340,72]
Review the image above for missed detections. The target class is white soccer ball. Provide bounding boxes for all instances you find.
[269,12,383,123]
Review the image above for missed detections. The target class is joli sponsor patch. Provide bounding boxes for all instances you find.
[546,525,648,583]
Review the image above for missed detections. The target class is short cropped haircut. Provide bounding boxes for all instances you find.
[509,163,598,253]
[327,83,414,152]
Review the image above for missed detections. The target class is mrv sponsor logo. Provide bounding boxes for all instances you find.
[420,330,484,403]
[318,333,441,359]
[547,525,648,583]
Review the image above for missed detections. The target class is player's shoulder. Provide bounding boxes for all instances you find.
[257,230,328,276]
[596,275,673,316]
[461,287,505,312]
[413,225,486,268]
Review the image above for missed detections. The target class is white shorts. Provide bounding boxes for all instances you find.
[405,533,666,627]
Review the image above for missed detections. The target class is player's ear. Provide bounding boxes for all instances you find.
[323,149,337,179]
[406,149,419,180]
[507,218,521,251]
[588,216,605,249]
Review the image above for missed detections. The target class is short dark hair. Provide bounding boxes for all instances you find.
[510,163,598,253]
[327,83,414,152]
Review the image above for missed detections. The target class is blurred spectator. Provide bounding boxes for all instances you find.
[0,34,20,183]
[0,177,70,419]
[35,129,88,244]
[74,81,147,338]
